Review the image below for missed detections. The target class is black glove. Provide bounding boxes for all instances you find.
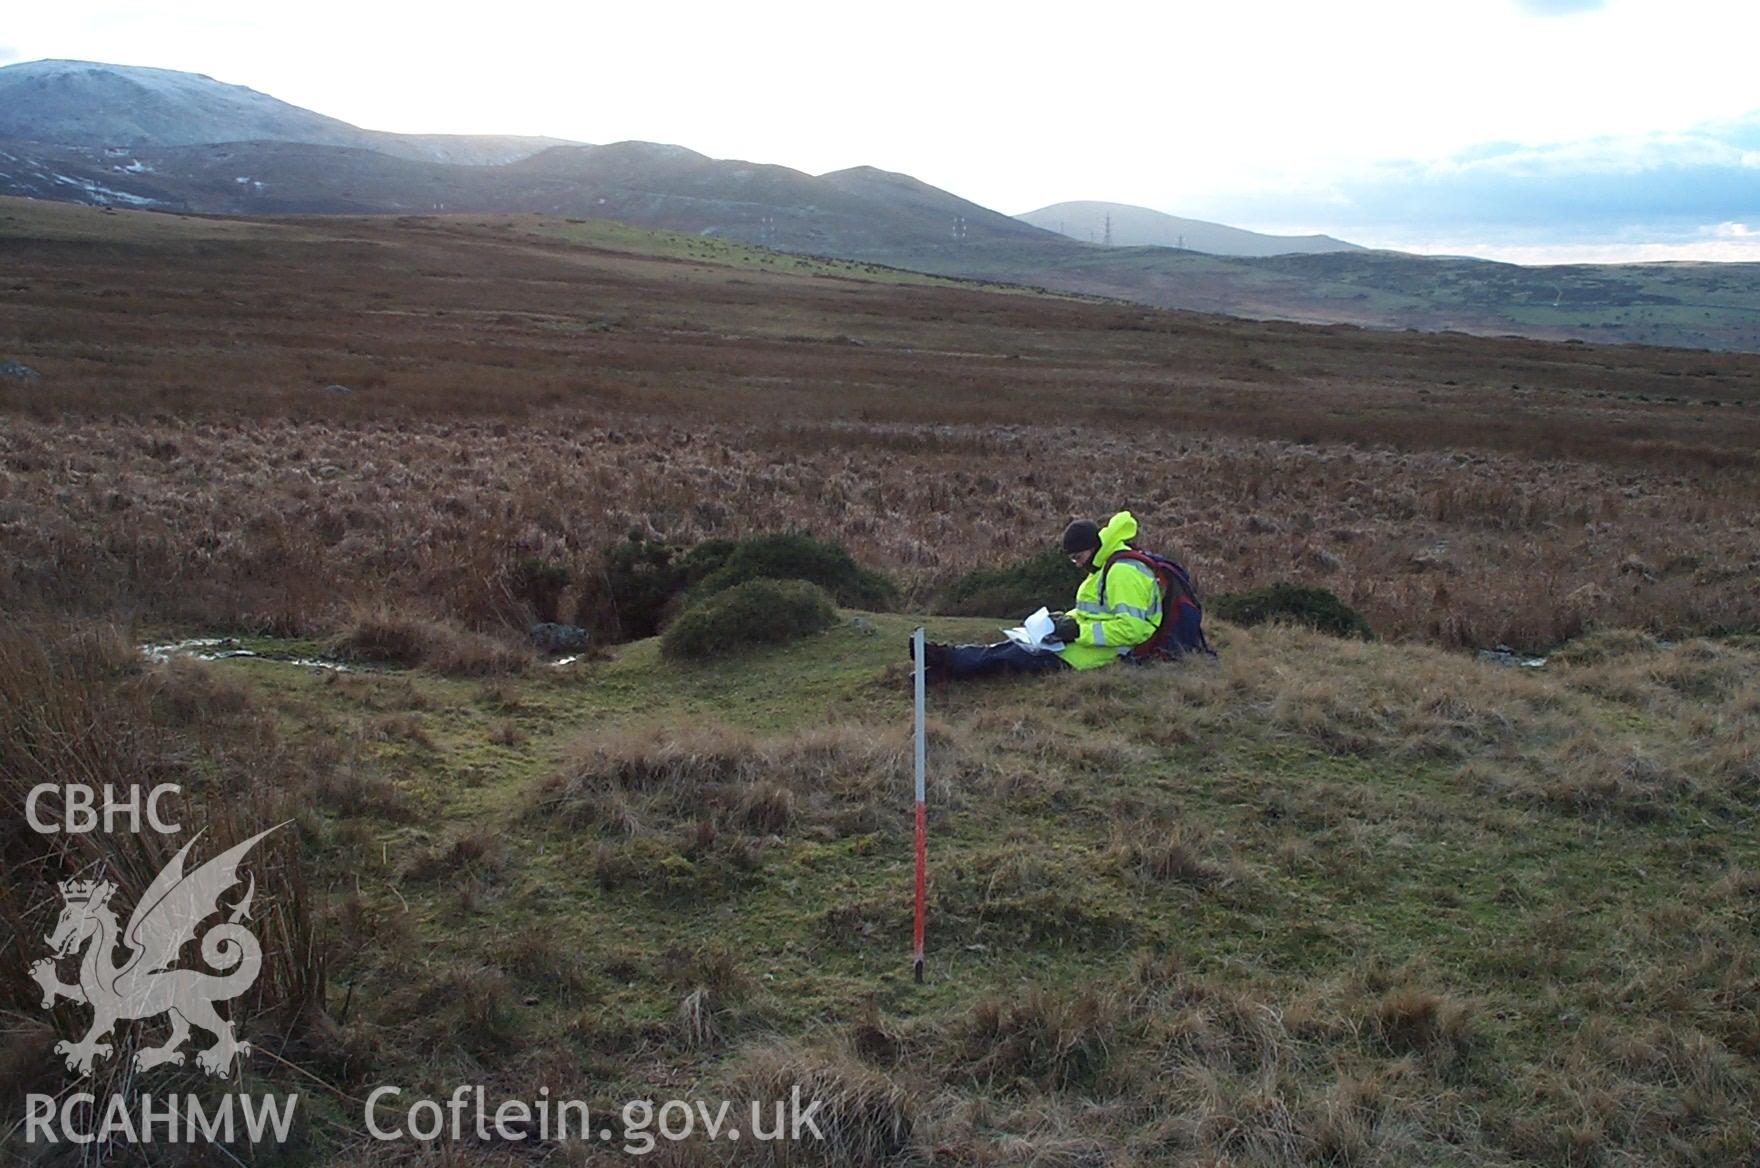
[1051,614,1079,644]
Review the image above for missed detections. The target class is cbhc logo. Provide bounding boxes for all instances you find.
[25,784,183,834]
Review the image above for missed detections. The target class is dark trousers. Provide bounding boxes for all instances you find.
[939,641,1073,680]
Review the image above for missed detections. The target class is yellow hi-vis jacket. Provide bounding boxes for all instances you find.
[1061,510,1162,670]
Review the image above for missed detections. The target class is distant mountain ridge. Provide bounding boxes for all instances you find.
[0,58,570,165]
[0,134,1053,254]
[1019,200,1364,257]
[5,58,1760,353]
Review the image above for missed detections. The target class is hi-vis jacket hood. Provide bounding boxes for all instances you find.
[1088,510,1137,575]
[1062,510,1160,670]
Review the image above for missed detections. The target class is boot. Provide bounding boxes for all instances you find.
[906,638,953,670]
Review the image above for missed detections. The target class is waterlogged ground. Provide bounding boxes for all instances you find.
[145,613,1760,1165]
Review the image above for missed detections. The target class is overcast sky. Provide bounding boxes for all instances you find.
[5,0,1758,261]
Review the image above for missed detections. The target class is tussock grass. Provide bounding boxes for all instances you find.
[952,989,1118,1090]
[726,1042,917,1166]
[1113,824,1228,887]
[0,620,326,1125]
[386,964,520,1059]
[402,828,508,882]
[329,604,532,675]
[6,409,1756,651]
[538,719,907,843]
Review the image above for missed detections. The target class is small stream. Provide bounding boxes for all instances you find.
[139,638,584,671]
[139,637,363,672]
[1476,646,1548,669]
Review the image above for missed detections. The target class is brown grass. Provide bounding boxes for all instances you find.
[536,720,907,843]
[1,203,1757,651]
[0,619,327,1122]
[726,1042,917,1167]
[329,605,532,675]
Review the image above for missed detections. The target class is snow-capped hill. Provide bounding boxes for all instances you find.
[0,59,570,165]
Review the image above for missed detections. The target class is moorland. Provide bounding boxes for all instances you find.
[3,196,1759,1166]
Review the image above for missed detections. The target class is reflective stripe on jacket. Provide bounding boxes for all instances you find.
[1061,510,1161,670]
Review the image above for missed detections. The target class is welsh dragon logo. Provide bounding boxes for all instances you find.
[28,825,284,1078]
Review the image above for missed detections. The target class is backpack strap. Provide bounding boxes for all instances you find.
[1096,549,1161,611]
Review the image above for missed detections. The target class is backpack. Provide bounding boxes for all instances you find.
[1098,547,1216,660]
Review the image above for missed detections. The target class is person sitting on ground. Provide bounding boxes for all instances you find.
[915,510,1174,681]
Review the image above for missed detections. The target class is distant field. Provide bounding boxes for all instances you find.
[520,216,995,288]
[3,195,1759,653]
[862,238,1760,352]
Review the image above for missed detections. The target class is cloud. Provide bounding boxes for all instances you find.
[1384,235,1760,264]
[1201,108,1760,251]
[1514,0,1607,15]
[0,46,17,65]
[1421,130,1750,180]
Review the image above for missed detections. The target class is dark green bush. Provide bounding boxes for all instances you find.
[1209,583,1373,640]
[510,556,570,624]
[604,533,893,642]
[688,533,895,609]
[936,549,1078,618]
[661,579,839,661]
[602,536,688,639]
[677,537,739,582]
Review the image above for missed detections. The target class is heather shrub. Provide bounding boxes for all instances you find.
[688,533,895,610]
[606,532,893,641]
[602,535,691,639]
[1210,583,1373,640]
[936,548,1076,618]
[661,579,839,661]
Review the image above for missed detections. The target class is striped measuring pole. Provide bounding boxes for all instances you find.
[912,626,928,984]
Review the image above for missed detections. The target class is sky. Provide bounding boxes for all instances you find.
[4,0,1758,262]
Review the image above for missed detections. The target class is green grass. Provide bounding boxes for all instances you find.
[116,615,1760,1162]
[521,216,982,287]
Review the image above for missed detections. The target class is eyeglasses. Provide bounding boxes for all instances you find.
[1068,552,1088,564]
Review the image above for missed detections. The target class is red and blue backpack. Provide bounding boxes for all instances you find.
[1098,547,1215,660]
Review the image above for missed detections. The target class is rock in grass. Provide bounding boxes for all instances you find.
[661,579,838,661]
[0,360,41,382]
[529,622,590,654]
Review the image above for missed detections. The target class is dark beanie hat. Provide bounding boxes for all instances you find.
[1061,519,1101,554]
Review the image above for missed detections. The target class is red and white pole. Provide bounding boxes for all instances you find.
[911,626,928,984]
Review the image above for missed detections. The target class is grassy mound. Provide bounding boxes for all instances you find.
[660,578,839,661]
[605,532,894,640]
[936,548,1077,618]
[1210,582,1373,640]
